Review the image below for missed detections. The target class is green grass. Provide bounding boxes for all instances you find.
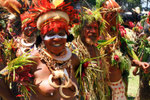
[127,67,139,100]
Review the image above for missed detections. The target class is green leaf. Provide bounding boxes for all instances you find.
[0,20,6,28]
[75,62,83,78]
[116,13,123,24]
[145,48,150,54]
[111,26,116,31]
[96,0,105,8]
[0,52,36,79]
[97,36,116,49]
[13,68,15,81]
[126,40,136,44]
[97,40,107,43]
[127,47,139,60]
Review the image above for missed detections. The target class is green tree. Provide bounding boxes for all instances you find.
[85,0,96,6]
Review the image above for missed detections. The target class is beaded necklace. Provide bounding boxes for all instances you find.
[38,47,73,78]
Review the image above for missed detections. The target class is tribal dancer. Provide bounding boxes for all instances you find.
[72,6,109,100]
[0,0,80,100]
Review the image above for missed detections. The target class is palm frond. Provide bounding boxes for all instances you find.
[0,52,36,77]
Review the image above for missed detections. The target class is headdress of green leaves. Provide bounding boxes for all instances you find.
[72,7,107,37]
[96,0,106,8]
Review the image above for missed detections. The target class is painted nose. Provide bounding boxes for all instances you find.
[53,37,61,41]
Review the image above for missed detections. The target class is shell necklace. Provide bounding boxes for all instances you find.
[38,47,78,98]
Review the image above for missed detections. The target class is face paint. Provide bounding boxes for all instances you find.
[44,34,67,40]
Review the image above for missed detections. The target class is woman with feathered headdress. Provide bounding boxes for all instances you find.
[0,0,80,100]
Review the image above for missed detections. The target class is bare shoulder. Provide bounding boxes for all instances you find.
[30,49,40,56]
[71,53,80,71]
[29,49,41,68]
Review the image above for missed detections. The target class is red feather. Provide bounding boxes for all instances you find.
[21,0,79,36]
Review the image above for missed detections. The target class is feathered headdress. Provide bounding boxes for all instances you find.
[21,0,79,36]
[101,0,123,36]
[101,0,122,26]
[0,0,32,36]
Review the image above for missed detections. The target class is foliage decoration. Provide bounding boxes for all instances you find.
[111,49,131,72]
[72,37,108,100]
[72,7,107,37]
[0,38,36,100]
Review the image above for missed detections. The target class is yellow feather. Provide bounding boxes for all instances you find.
[8,2,20,14]
[52,0,64,8]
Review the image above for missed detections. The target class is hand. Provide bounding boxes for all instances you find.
[132,60,150,74]
[140,62,150,73]
[132,67,139,76]
[132,60,149,68]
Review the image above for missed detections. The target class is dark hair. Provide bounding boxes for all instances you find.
[0,24,2,31]
[35,35,42,47]
[121,11,141,23]
[67,34,74,42]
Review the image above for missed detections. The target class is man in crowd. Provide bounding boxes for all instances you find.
[72,7,109,100]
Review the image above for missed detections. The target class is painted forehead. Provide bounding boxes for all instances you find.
[85,22,98,27]
[45,30,67,35]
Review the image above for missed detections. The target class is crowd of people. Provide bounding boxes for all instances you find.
[0,0,149,100]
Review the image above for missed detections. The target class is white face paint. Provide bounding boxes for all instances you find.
[44,34,67,40]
